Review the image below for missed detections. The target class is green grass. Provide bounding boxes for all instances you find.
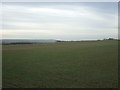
[2,40,118,88]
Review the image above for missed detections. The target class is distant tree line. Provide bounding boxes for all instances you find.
[103,38,118,40]
[3,42,33,45]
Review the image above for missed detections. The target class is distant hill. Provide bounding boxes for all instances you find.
[1,39,57,44]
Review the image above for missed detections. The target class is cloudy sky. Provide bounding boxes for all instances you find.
[2,2,118,40]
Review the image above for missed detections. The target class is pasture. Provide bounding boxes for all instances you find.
[2,40,118,88]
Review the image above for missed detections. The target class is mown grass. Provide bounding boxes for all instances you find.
[2,40,118,88]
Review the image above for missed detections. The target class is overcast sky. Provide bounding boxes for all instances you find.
[2,2,118,40]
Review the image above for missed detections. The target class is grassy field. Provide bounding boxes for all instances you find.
[2,40,118,88]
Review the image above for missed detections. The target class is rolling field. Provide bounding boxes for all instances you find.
[2,40,118,88]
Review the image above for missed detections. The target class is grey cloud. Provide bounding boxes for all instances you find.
[2,2,118,40]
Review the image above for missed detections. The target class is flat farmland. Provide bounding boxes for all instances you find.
[2,40,118,88]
